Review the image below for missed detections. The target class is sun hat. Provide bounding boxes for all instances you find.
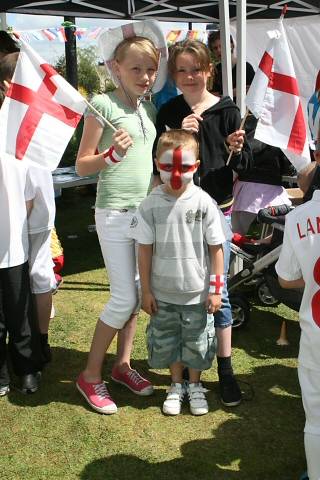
[98,20,168,93]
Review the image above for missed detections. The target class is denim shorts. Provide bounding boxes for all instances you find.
[147,301,216,371]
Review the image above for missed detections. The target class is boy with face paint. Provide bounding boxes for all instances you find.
[130,130,225,416]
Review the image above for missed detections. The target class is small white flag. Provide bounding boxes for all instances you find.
[246,20,310,172]
[0,40,86,171]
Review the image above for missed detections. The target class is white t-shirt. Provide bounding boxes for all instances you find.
[28,164,56,234]
[130,184,226,305]
[275,190,320,372]
[0,153,35,268]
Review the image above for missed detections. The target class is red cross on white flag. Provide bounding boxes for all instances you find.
[0,40,86,171]
[246,20,310,172]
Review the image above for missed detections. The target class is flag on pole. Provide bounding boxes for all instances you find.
[246,19,310,172]
[0,40,86,171]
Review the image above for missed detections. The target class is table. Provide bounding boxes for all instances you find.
[52,166,98,190]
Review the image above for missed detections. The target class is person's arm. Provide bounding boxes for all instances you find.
[275,215,303,290]
[138,243,157,315]
[76,116,133,177]
[206,244,224,313]
[278,276,305,289]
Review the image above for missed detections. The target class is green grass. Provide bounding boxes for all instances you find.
[1,189,305,480]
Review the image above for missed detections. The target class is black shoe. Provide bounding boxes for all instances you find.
[21,372,41,394]
[219,374,242,407]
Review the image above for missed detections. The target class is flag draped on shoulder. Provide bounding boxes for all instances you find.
[0,40,86,171]
[246,19,310,172]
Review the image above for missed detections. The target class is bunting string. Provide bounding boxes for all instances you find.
[7,25,212,44]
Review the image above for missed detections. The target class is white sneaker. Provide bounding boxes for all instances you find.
[0,384,10,396]
[162,383,185,415]
[187,382,209,416]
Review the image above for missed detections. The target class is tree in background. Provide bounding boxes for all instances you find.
[54,46,115,167]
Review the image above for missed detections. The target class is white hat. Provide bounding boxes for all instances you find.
[98,20,168,93]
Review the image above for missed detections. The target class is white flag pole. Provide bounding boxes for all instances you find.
[226,108,249,166]
[83,98,117,132]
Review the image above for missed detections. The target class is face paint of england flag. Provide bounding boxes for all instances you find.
[158,146,198,190]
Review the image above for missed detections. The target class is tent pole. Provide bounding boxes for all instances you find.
[236,0,246,116]
[0,12,7,30]
[64,16,78,89]
[218,0,233,98]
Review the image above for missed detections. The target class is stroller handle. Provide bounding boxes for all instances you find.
[257,204,291,225]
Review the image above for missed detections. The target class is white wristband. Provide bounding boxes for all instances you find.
[102,146,124,165]
[209,274,225,295]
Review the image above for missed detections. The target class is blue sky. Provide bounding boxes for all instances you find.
[5,13,206,64]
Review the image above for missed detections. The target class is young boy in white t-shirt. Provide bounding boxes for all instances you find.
[1,50,57,365]
[276,183,320,480]
[130,130,225,416]
[0,152,43,395]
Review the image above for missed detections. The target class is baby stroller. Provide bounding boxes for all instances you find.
[228,204,303,328]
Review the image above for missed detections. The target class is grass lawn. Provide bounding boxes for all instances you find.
[1,189,305,480]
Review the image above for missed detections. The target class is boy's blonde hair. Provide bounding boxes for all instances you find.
[168,39,211,78]
[113,36,159,66]
[156,129,199,159]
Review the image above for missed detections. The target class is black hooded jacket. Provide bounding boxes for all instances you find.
[238,114,295,185]
[154,94,252,206]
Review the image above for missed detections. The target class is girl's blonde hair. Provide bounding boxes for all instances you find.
[156,129,199,159]
[113,36,159,66]
[168,39,212,78]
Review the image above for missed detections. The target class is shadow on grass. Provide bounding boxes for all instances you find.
[78,365,304,480]
[7,350,170,412]
[232,305,300,360]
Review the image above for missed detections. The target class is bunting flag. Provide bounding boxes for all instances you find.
[246,19,310,172]
[0,40,87,171]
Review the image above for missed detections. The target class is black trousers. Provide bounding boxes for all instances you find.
[0,262,43,384]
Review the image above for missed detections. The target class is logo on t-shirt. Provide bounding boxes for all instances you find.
[185,209,206,224]
[130,216,138,228]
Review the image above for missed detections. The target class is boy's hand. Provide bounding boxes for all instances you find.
[112,128,133,157]
[181,113,203,133]
[206,293,222,314]
[142,292,158,315]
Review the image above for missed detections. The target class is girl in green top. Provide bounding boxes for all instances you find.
[75,21,167,415]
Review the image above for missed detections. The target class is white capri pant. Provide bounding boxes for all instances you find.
[29,230,56,294]
[95,208,140,329]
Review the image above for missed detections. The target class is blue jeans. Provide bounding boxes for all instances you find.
[214,215,232,329]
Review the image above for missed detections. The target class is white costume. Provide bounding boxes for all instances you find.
[276,190,320,480]
[28,165,56,294]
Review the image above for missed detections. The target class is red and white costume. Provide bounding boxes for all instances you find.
[276,190,320,480]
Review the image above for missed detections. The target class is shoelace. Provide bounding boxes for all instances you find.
[127,370,144,385]
[93,382,111,399]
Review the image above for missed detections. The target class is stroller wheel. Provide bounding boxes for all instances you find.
[230,295,250,329]
[256,281,280,306]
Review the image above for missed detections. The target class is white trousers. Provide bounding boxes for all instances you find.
[95,208,139,329]
[298,365,320,480]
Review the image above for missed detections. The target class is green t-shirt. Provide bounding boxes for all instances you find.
[86,92,156,209]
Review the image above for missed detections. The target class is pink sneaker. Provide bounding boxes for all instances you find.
[76,373,117,414]
[111,367,154,396]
